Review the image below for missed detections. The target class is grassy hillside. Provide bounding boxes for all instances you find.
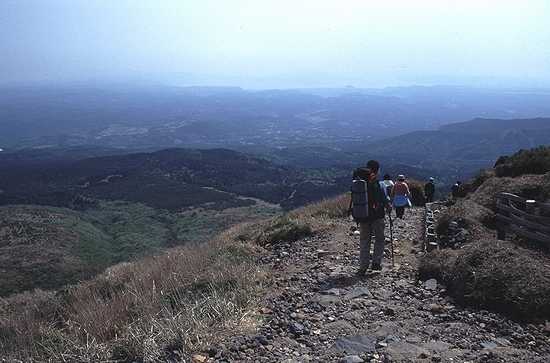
[0,200,280,297]
[0,196,348,361]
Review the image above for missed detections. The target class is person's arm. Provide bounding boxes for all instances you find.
[381,184,392,212]
[405,183,411,196]
[384,182,391,201]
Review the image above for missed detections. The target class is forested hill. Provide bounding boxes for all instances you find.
[363,117,550,175]
[0,147,345,210]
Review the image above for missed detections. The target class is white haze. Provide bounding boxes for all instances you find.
[1,0,550,88]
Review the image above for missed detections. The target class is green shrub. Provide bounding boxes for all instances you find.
[256,216,313,245]
[495,146,550,177]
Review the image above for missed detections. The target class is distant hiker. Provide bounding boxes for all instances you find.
[424,177,435,203]
[381,174,395,198]
[391,174,411,219]
[451,181,461,199]
[349,160,392,274]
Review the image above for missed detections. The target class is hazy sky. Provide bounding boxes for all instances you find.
[1,0,550,88]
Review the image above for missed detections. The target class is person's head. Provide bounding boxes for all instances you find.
[397,174,405,182]
[429,177,434,182]
[457,181,462,185]
[366,160,380,176]
[383,174,391,181]
[353,168,370,180]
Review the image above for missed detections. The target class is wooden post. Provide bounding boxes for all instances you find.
[525,200,536,215]
[497,194,507,240]
[495,194,550,244]
[497,225,506,240]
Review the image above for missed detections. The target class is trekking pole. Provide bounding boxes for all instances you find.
[388,211,395,268]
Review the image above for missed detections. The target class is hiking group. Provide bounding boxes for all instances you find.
[349,160,436,276]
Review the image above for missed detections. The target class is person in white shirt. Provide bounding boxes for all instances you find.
[381,174,395,199]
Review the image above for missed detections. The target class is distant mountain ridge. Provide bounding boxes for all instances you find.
[364,117,550,178]
[3,85,550,150]
[440,117,550,134]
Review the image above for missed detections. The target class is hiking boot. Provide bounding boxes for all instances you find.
[371,263,382,271]
[356,267,368,276]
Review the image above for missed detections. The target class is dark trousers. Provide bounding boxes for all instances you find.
[426,194,434,203]
[359,218,385,269]
[395,206,405,218]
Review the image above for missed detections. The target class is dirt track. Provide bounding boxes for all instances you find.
[208,207,550,362]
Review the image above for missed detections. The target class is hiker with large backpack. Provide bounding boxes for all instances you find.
[391,174,411,219]
[349,160,392,275]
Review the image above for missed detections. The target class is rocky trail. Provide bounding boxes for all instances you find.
[206,207,550,362]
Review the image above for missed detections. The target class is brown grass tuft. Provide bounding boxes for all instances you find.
[0,230,264,361]
[296,194,351,219]
[406,179,427,206]
[420,240,550,320]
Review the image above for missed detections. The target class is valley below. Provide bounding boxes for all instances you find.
[1,110,550,298]
[0,86,550,362]
[4,2,550,359]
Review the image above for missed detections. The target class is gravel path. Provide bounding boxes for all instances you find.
[204,208,550,362]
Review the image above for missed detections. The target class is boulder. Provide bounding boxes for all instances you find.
[332,335,376,354]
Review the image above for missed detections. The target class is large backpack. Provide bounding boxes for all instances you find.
[350,168,371,223]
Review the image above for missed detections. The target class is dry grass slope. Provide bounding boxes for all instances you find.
[0,195,350,361]
[0,229,264,361]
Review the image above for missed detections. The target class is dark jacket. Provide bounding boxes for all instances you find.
[424,182,435,196]
[451,183,460,197]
